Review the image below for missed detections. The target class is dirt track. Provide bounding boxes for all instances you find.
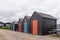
[0,29,60,40]
[0,30,5,40]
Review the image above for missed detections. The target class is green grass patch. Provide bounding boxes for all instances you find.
[2,26,10,30]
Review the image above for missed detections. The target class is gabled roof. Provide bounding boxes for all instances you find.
[25,16,30,19]
[13,21,18,24]
[19,18,23,22]
[34,11,57,19]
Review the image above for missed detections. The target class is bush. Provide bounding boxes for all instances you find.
[2,26,10,30]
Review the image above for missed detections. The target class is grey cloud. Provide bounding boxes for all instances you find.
[0,0,59,24]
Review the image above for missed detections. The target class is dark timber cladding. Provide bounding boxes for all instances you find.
[23,16,30,33]
[29,11,57,35]
[18,18,23,32]
[13,21,18,31]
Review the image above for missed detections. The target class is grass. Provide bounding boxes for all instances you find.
[2,26,10,30]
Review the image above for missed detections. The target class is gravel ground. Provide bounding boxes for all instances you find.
[0,30,5,40]
[0,29,60,40]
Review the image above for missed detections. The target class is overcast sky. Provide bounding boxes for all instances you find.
[0,0,60,24]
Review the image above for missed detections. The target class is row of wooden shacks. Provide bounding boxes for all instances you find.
[0,11,57,35]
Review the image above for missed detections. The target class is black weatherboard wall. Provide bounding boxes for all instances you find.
[15,24,18,31]
[29,11,57,35]
[13,21,18,31]
[23,16,30,33]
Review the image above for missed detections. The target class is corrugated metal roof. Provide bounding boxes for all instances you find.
[34,11,57,19]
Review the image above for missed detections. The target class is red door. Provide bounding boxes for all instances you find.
[32,20,38,35]
[18,23,22,32]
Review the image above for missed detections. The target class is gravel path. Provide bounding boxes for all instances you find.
[0,30,5,40]
[0,30,60,40]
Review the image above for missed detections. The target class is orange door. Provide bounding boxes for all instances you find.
[32,20,38,35]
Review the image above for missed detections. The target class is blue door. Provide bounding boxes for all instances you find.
[24,22,27,33]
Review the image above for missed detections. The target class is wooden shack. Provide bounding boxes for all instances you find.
[23,16,30,33]
[29,11,57,35]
